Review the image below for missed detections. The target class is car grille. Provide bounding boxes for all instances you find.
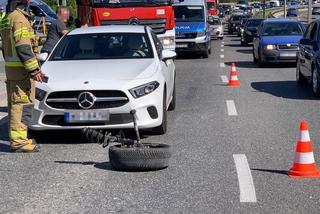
[46,90,129,110]
[277,44,298,50]
[176,32,197,39]
[42,114,132,126]
[100,19,167,34]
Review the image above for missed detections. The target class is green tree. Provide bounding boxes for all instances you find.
[43,0,77,18]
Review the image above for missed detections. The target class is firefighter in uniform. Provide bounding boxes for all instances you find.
[0,0,45,152]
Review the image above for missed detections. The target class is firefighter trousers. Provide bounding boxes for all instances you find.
[6,77,35,149]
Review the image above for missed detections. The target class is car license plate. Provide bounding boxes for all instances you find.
[64,111,110,123]
[176,43,188,48]
[281,52,296,57]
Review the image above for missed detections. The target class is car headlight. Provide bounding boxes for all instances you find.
[35,87,47,101]
[129,81,160,98]
[197,31,205,37]
[161,37,174,46]
[265,44,276,50]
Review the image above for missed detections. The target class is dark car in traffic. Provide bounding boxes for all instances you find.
[287,8,299,17]
[253,19,305,66]
[228,14,251,34]
[237,17,249,37]
[241,18,263,46]
[296,20,320,96]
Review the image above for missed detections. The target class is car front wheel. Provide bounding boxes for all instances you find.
[153,89,167,135]
[296,61,308,86]
[312,66,320,96]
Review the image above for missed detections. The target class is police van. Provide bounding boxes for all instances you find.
[174,0,211,58]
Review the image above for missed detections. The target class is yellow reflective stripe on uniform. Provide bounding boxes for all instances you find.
[24,58,39,71]
[14,27,31,38]
[10,130,27,140]
[5,61,24,67]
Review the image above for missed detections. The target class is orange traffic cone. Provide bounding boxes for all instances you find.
[228,63,240,87]
[288,121,320,178]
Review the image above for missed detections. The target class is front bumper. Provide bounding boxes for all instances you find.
[175,36,209,53]
[242,32,254,43]
[29,87,164,131]
[261,49,297,62]
[211,28,224,38]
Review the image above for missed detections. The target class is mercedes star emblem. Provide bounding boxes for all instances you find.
[77,92,96,109]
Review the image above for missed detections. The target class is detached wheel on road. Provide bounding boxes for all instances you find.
[109,143,171,171]
[312,66,320,97]
[296,61,308,86]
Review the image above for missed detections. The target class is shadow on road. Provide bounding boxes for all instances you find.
[0,107,7,113]
[251,168,288,176]
[236,49,252,54]
[224,61,258,68]
[251,81,316,100]
[54,160,114,171]
[224,43,242,47]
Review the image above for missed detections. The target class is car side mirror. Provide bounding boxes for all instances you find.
[161,50,176,61]
[38,52,48,62]
[299,38,312,46]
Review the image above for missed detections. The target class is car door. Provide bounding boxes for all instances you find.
[253,22,263,58]
[299,23,313,75]
[151,32,174,104]
[304,23,317,77]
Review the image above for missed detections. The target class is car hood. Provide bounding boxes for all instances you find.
[175,22,205,33]
[40,59,157,90]
[260,35,302,45]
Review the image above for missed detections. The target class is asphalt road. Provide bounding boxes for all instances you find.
[1,27,320,213]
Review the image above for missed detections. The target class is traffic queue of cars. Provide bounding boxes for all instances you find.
[227,5,320,98]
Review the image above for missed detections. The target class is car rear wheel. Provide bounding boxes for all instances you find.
[312,66,320,97]
[296,61,308,86]
[153,89,167,134]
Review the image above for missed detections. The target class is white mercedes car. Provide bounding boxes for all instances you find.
[31,25,176,134]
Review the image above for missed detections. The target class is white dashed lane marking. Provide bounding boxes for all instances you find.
[221,44,224,47]
[233,154,257,203]
[221,75,228,83]
[220,55,224,59]
[226,100,237,116]
[219,62,225,68]
[220,49,224,52]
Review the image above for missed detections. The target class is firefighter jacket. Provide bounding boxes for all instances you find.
[0,8,40,81]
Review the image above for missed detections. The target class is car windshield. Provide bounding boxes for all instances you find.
[174,6,204,22]
[246,19,262,27]
[207,2,215,10]
[312,7,320,14]
[261,22,304,36]
[232,15,241,21]
[50,33,154,61]
[209,18,220,25]
[91,0,171,7]
[36,1,57,17]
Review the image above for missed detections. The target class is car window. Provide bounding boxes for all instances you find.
[29,6,43,16]
[246,20,263,28]
[151,32,163,58]
[310,23,318,41]
[261,22,304,36]
[50,33,154,60]
[304,23,313,38]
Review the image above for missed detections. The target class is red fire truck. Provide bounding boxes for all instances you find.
[76,0,177,50]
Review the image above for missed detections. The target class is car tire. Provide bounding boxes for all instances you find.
[202,46,209,58]
[241,41,248,46]
[208,41,212,55]
[296,61,308,86]
[153,89,167,135]
[312,66,320,97]
[219,37,224,40]
[258,49,265,67]
[109,143,171,171]
[168,79,176,111]
[253,49,258,64]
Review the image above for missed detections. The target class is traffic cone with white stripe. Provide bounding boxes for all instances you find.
[288,121,320,178]
[228,63,240,87]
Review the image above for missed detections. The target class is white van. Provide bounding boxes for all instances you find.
[269,0,280,7]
